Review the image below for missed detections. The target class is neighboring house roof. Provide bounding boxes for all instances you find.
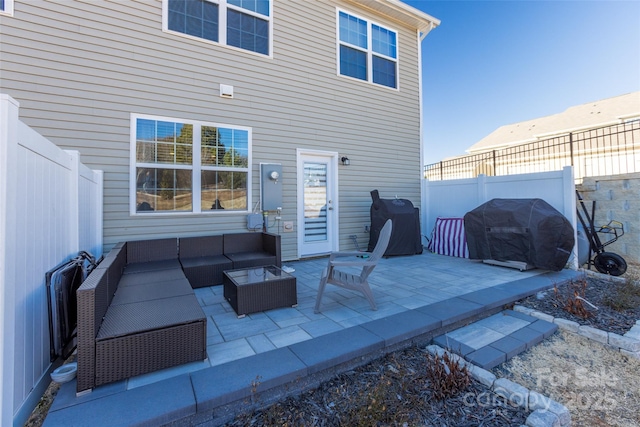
[468,91,640,154]
[348,0,440,35]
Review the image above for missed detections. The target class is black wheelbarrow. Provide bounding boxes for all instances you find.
[576,190,627,276]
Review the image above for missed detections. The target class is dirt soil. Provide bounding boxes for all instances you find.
[26,270,640,427]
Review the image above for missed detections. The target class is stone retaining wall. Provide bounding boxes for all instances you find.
[577,172,640,266]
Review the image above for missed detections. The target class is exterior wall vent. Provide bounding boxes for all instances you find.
[220,84,234,98]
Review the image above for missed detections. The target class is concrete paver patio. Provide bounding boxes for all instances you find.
[43,252,579,426]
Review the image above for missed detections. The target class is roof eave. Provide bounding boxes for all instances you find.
[345,0,440,36]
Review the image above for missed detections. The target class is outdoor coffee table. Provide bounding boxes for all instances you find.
[223,265,297,317]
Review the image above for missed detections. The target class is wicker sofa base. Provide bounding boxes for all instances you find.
[95,322,206,387]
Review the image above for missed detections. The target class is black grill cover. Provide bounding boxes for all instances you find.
[368,190,422,256]
[464,198,574,271]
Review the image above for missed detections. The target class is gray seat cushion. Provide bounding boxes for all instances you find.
[97,295,205,340]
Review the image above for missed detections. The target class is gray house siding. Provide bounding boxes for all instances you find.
[0,0,427,261]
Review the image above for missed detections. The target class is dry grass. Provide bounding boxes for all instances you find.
[494,330,640,427]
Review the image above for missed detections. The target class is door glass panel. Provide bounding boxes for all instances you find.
[303,162,328,242]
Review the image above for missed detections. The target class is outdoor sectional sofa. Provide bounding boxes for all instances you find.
[179,232,281,288]
[76,232,281,393]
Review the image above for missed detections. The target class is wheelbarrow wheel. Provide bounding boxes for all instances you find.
[593,252,627,276]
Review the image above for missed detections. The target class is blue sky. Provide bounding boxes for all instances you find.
[404,1,640,164]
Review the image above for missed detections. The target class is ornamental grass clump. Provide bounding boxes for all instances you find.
[554,278,594,319]
[424,351,471,401]
[603,272,640,312]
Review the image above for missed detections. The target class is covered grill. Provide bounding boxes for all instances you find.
[368,190,422,256]
[464,198,574,271]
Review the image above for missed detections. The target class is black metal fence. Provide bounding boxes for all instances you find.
[424,120,640,182]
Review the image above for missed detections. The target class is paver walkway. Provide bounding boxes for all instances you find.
[44,252,579,426]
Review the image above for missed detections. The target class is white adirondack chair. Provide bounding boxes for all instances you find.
[314,219,392,312]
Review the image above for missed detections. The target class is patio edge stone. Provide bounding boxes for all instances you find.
[360,310,441,347]
[288,326,384,374]
[191,347,307,412]
[48,378,126,412]
[415,297,485,326]
[457,287,515,310]
[43,375,196,427]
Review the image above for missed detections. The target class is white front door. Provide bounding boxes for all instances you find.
[297,150,338,257]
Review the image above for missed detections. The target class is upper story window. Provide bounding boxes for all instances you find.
[131,115,251,214]
[164,0,271,56]
[337,10,398,89]
[0,0,14,16]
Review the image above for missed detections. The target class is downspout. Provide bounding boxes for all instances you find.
[419,20,438,246]
[418,28,427,246]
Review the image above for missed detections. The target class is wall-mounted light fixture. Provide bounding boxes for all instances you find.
[341,156,350,166]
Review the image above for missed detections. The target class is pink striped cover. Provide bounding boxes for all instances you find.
[427,217,469,258]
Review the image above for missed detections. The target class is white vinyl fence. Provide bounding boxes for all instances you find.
[1,94,103,427]
[421,166,578,267]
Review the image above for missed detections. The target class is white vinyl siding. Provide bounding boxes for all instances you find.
[337,8,398,89]
[163,0,272,56]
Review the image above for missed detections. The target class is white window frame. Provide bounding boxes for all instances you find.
[0,0,14,16]
[162,0,273,58]
[336,8,399,90]
[130,113,252,215]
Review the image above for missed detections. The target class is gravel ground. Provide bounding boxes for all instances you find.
[493,330,640,427]
[493,268,640,427]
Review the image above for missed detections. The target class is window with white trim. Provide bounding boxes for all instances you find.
[337,10,398,89]
[164,0,271,56]
[0,0,14,16]
[132,115,251,214]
